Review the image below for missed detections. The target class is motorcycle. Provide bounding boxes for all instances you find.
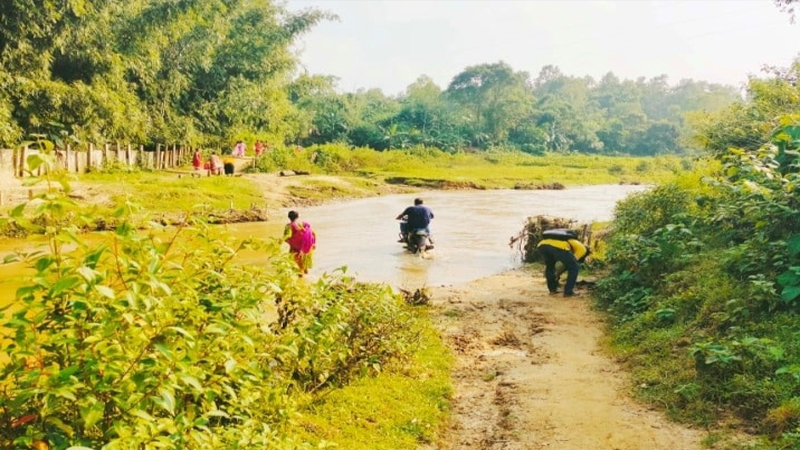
[398,221,434,254]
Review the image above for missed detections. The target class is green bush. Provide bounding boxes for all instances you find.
[0,154,424,449]
[607,163,624,175]
[597,116,800,448]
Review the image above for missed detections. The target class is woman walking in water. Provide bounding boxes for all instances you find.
[283,210,316,275]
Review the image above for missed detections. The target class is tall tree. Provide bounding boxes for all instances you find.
[446,62,533,146]
[0,0,329,147]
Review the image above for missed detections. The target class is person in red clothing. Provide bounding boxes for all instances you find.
[283,210,316,275]
[254,140,264,156]
[192,150,203,171]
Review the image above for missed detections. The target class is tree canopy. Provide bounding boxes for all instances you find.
[1,4,741,155]
[0,0,330,147]
[294,62,740,155]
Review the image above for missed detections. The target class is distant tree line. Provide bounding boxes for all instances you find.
[293,63,741,155]
[0,1,741,155]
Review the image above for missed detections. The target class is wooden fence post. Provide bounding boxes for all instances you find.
[12,147,18,178]
[74,146,80,173]
[87,143,95,172]
[103,143,110,168]
[126,144,132,166]
[19,146,28,177]
[156,144,162,170]
[65,144,71,171]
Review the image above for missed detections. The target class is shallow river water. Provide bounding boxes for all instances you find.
[226,185,648,289]
[0,185,647,303]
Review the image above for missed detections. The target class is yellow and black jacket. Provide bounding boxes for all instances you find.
[537,238,589,262]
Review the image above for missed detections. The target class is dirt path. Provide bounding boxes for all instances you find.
[244,172,411,207]
[430,268,706,450]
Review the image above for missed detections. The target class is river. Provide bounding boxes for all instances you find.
[226,185,647,289]
[0,185,646,308]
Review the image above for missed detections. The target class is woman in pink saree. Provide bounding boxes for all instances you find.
[283,210,316,275]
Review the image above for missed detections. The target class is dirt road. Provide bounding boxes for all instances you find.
[430,268,706,450]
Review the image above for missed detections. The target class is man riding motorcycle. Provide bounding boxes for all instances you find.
[395,198,434,250]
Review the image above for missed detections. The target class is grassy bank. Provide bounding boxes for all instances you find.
[594,164,800,449]
[59,146,693,218]
[81,171,266,212]
[0,175,454,448]
[251,144,693,188]
[0,147,692,234]
[288,316,453,448]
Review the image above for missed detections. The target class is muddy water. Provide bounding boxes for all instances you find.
[227,185,647,289]
[0,186,646,301]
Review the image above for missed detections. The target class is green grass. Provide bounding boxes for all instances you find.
[286,309,453,449]
[252,143,696,188]
[80,171,265,214]
[351,151,690,188]
[285,177,401,204]
[63,148,688,218]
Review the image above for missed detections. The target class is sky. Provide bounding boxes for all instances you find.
[285,0,800,95]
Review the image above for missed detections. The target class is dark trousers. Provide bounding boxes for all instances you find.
[539,244,580,294]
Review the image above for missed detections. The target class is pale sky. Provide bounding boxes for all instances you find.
[286,0,800,95]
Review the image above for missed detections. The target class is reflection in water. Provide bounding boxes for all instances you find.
[227,185,647,289]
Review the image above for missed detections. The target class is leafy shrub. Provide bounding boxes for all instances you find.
[248,145,316,174]
[607,163,624,175]
[597,113,800,447]
[0,153,422,449]
[610,183,693,236]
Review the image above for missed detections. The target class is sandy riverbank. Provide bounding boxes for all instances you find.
[428,267,711,450]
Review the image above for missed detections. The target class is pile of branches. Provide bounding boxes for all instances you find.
[509,215,593,263]
[399,287,432,306]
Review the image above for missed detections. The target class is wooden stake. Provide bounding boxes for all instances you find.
[87,143,95,172]
[19,146,28,177]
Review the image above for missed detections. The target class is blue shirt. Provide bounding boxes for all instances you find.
[401,205,434,230]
